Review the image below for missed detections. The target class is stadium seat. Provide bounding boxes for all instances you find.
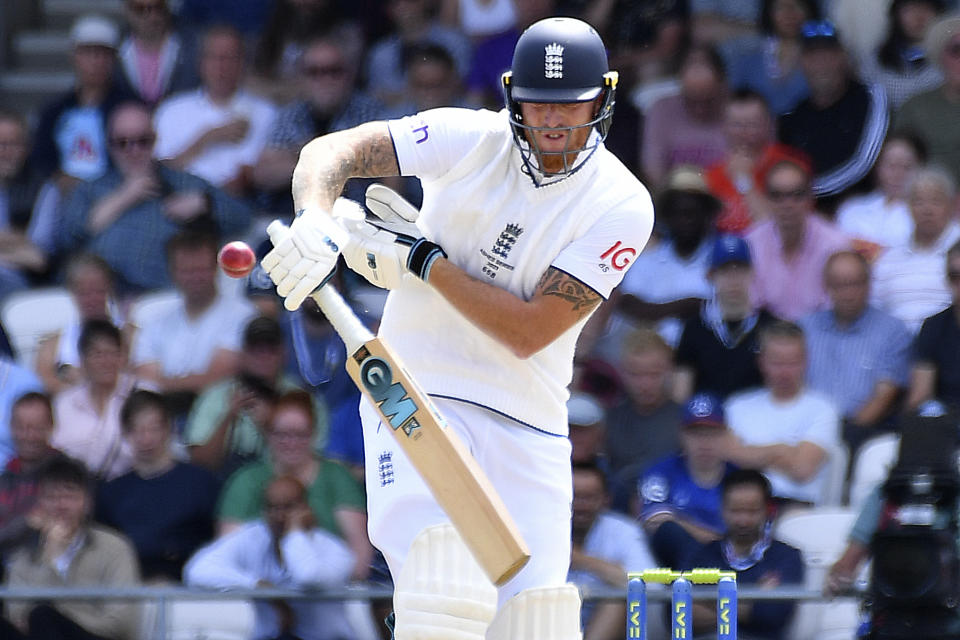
[774,507,861,640]
[126,289,179,331]
[848,434,899,510]
[0,286,78,369]
[165,600,256,640]
[819,441,849,507]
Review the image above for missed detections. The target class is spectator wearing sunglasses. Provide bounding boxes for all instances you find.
[778,20,889,205]
[58,101,251,294]
[745,152,850,321]
[251,33,389,214]
[896,13,960,182]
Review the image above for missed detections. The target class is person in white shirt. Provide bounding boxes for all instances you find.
[257,16,654,638]
[132,231,255,400]
[872,165,960,332]
[723,320,841,507]
[835,132,925,256]
[184,475,355,640]
[153,25,276,196]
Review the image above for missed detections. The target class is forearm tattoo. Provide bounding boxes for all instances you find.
[293,122,399,207]
[536,268,602,319]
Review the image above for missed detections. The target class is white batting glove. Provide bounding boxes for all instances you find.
[261,208,347,311]
[342,219,415,290]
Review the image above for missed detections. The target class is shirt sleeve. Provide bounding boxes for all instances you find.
[183,527,262,590]
[182,385,228,446]
[328,460,366,511]
[799,395,841,450]
[878,317,913,386]
[281,529,355,587]
[551,193,655,299]
[387,108,502,181]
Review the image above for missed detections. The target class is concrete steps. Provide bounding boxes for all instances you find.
[1,0,124,118]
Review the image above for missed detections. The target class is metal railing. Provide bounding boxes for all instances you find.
[0,584,863,639]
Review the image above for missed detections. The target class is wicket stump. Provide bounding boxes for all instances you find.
[627,568,738,639]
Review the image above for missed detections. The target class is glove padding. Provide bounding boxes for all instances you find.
[343,184,445,290]
[342,219,414,290]
[261,207,348,311]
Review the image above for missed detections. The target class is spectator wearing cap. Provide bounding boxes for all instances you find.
[871,165,960,333]
[799,250,912,456]
[746,156,851,321]
[704,90,802,235]
[636,392,738,570]
[568,392,608,467]
[96,389,219,582]
[604,329,682,511]
[183,315,328,479]
[778,20,889,200]
[723,321,842,508]
[30,15,133,187]
[642,45,730,187]
[896,12,960,181]
[605,166,720,355]
[674,235,778,402]
[569,460,657,640]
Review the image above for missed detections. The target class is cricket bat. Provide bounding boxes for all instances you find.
[309,285,531,586]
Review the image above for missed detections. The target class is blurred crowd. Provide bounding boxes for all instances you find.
[3,0,960,638]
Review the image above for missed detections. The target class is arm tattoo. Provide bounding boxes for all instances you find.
[536,268,602,319]
[293,122,399,208]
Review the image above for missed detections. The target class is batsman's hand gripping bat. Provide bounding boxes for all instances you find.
[266,219,531,586]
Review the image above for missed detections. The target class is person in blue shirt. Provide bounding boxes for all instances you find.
[637,392,737,569]
[686,468,804,640]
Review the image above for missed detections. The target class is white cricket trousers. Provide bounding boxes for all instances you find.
[360,397,573,607]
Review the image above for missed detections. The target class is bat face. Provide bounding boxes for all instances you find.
[345,337,530,586]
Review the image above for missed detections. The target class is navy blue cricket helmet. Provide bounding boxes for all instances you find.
[501,17,618,185]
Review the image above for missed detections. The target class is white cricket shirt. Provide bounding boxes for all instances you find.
[384,108,654,435]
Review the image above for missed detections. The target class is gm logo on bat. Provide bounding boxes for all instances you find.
[360,355,423,438]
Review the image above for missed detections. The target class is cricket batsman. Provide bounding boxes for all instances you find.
[261,16,654,639]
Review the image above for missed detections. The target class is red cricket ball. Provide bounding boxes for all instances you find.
[218,240,256,278]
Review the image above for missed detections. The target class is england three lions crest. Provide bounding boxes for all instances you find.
[545,43,564,79]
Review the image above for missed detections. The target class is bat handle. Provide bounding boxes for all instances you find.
[310,286,374,354]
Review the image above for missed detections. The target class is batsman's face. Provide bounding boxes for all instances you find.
[518,99,598,172]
